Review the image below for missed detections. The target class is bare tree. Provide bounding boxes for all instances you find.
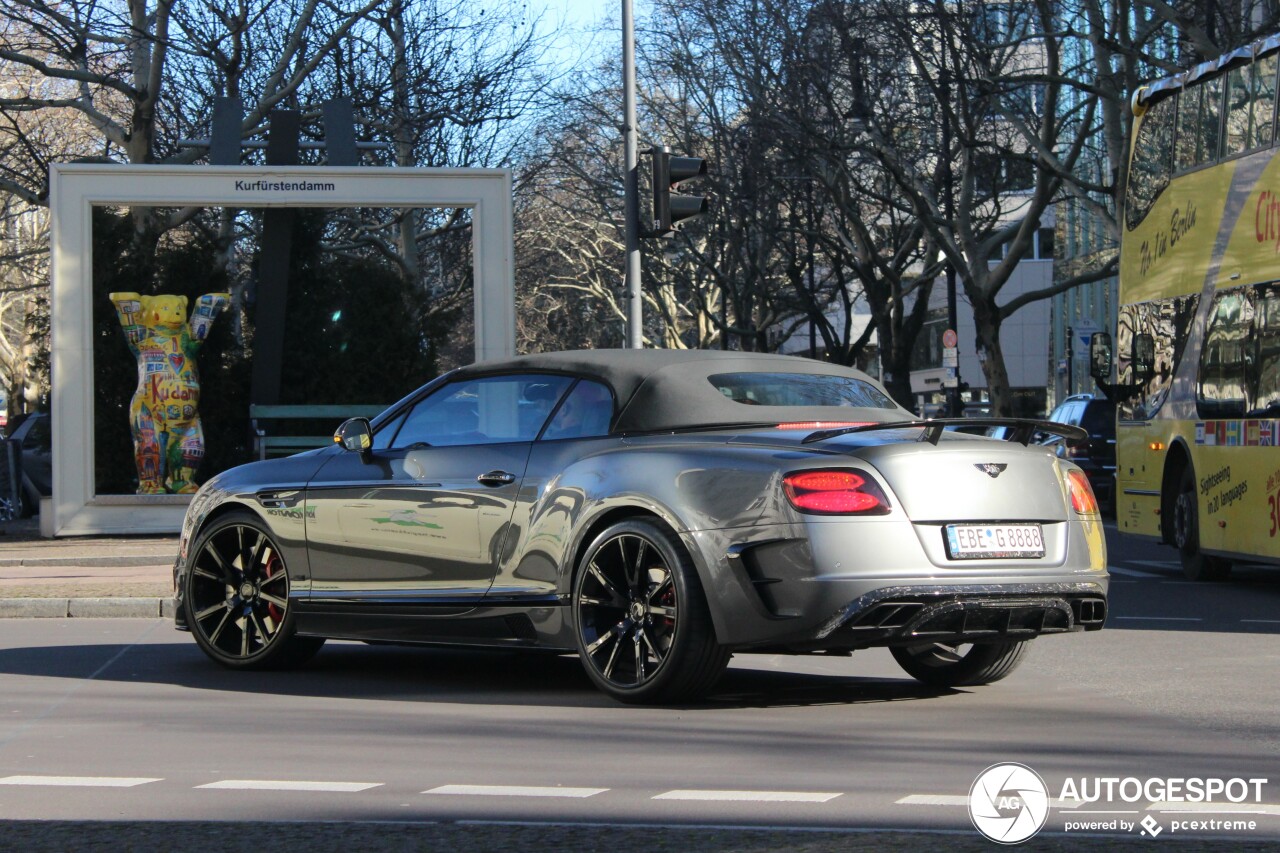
[0,196,47,412]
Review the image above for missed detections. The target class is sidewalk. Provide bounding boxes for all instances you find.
[0,516,177,618]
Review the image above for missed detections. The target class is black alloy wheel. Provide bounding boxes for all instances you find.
[1173,465,1231,582]
[184,512,324,669]
[890,640,1028,688]
[573,518,728,703]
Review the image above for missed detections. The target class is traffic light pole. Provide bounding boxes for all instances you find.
[623,0,643,349]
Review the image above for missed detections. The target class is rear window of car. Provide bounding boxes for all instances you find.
[1049,400,1080,424]
[709,373,896,408]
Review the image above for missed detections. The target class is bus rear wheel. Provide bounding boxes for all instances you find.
[1173,465,1231,582]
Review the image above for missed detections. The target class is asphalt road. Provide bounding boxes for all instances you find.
[0,523,1277,851]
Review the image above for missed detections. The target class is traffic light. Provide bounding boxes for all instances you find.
[650,145,707,236]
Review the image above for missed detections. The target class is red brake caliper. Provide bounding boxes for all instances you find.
[263,552,284,623]
[660,581,675,631]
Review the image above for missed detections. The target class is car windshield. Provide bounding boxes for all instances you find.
[709,373,896,409]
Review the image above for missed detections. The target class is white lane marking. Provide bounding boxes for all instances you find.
[1242,619,1280,624]
[1112,616,1202,622]
[655,789,841,803]
[896,795,967,806]
[1129,560,1179,569]
[197,780,382,792]
[1107,566,1165,578]
[1150,801,1280,816]
[0,775,161,787]
[896,795,1083,809]
[424,785,606,798]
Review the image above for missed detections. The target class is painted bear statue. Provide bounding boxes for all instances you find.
[109,291,231,494]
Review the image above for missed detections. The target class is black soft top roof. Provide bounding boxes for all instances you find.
[453,349,908,433]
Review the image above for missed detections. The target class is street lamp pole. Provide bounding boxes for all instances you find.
[623,0,643,349]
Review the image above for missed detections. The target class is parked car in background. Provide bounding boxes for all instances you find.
[1041,394,1116,515]
[6,412,51,517]
[174,350,1108,704]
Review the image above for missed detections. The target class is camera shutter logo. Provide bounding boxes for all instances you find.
[969,762,1050,844]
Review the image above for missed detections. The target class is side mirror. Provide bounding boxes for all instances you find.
[1132,333,1156,383]
[1089,332,1112,383]
[334,417,372,454]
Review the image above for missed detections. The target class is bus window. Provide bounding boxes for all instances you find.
[1251,54,1278,150]
[1197,74,1225,164]
[1118,296,1200,421]
[1198,290,1252,419]
[1252,285,1280,417]
[1175,85,1201,171]
[1225,64,1251,155]
[1126,95,1176,230]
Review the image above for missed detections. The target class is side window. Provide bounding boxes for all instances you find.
[542,380,614,441]
[1252,55,1278,150]
[372,411,406,450]
[1198,73,1225,164]
[24,417,51,450]
[1250,284,1280,416]
[1118,295,1199,420]
[1126,95,1175,230]
[1225,64,1252,155]
[1175,84,1202,171]
[1198,290,1252,419]
[386,374,572,449]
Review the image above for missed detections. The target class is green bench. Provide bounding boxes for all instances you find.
[249,404,386,460]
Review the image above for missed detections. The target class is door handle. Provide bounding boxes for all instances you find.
[476,470,517,487]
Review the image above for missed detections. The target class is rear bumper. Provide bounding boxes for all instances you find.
[692,517,1108,648]
[734,582,1107,653]
[777,582,1108,652]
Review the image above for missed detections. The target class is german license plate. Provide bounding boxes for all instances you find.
[944,524,1044,560]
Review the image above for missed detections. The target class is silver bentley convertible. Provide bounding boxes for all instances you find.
[174,350,1108,703]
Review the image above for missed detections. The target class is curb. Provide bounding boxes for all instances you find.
[0,556,174,569]
[0,597,174,619]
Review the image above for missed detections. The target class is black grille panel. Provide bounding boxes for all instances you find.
[828,592,1105,650]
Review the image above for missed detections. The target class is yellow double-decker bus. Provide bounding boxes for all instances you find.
[1101,35,1280,580]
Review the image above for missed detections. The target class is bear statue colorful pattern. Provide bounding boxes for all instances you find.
[109,291,230,495]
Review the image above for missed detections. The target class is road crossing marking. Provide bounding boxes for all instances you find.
[896,795,1083,809]
[424,784,607,798]
[655,789,841,803]
[1150,801,1280,816]
[197,780,382,792]
[1112,616,1202,622]
[0,775,161,787]
[896,795,967,806]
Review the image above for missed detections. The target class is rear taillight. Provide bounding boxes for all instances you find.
[783,469,891,515]
[1066,469,1098,515]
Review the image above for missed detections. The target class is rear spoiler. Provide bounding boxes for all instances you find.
[801,418,1089,447]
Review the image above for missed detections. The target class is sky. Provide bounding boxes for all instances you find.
[547,0,619,29]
